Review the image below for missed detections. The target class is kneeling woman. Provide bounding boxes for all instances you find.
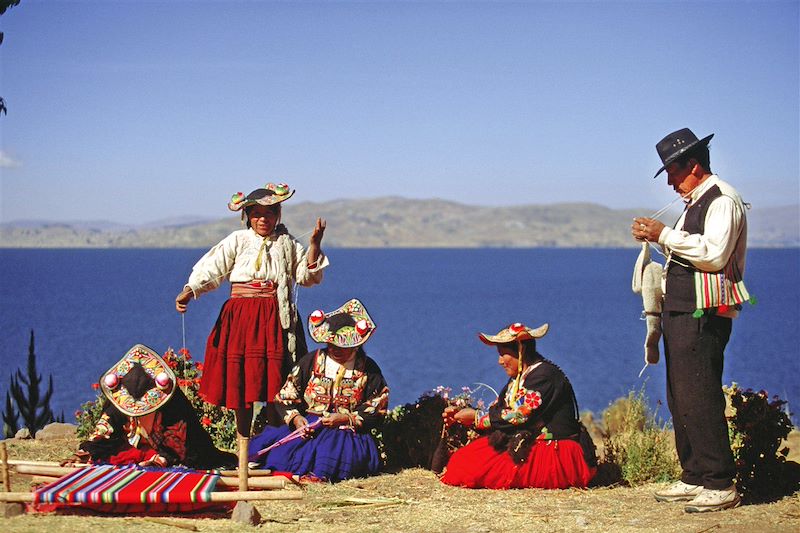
[249,299,389,481]
[441,323,596,489]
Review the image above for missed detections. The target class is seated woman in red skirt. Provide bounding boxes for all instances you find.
[440,322,596,489]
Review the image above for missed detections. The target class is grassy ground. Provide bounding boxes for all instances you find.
[2,435,799,533]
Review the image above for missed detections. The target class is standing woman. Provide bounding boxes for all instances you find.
[175,182,327,486]
[441,322,596,489]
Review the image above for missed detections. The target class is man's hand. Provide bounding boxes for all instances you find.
[632,217,665,243]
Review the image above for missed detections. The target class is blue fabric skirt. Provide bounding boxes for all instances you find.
[248,415,381,481]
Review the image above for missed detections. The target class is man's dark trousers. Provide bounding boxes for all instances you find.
[663,311,736,490]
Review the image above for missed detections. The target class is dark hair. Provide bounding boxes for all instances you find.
[674,144,712,174]
[244,203,281,229]
[500,339,541,365]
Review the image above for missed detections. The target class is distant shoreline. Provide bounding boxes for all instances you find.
[2,199,798,248]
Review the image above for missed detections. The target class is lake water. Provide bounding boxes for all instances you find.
[1,248,798,426]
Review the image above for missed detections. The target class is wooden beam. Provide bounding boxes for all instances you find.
[10,460,272,477]
[13,465,288,490]
[0,442,10,492]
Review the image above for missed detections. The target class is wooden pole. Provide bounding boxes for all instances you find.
[0,489,303,503]
[0,442,10,492]
[7,459,61,467]
[13,465,287,490]
[237,434,249,491]
[10,459,271,476]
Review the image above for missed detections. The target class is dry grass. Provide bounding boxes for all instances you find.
[2,435,799,533]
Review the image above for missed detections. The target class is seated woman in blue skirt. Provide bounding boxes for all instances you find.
[249,298,389,481]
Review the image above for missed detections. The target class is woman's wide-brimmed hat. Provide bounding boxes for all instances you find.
[98,344,177,417]
[653,128,714,178]
[308,298,376,348]
[228,182,295,211]
[478,322,549,346]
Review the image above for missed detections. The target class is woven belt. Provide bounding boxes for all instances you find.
[230,281,277,298]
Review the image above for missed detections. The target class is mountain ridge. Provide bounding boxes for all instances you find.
[1,198,797,248]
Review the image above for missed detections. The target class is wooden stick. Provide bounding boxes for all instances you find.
[0,442,10,492]
[0,490,303,503]
[238,434,249,491]
[8,459,61,467]
[219,468,272,477]
[11,459,270,476]
[13,465,288,490]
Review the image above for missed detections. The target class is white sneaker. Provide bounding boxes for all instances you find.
[654,480,704,502]
[684,486,741,513]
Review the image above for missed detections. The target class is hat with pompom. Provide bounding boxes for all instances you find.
[228,182,294,211]
[308,299,376,348]
[98,344,176,417]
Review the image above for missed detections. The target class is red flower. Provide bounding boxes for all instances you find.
[201,416,212,427]
[178,379,191,387]
[91,383,100,390]
[195,362,204,372]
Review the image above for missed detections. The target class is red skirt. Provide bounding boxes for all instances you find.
[199,297,285,409]
[441,435,596,489]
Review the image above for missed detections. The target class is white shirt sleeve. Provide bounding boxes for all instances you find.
[658,195,744,272]
[292,238,329,287]
[185,232,239,297]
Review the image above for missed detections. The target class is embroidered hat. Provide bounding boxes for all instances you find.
[478,322,549,346]
[308,298,376,348]
[98,344,177,417]
[653,128,714,178]
[228,182,295,211]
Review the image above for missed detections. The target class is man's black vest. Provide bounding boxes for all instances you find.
[663,185,723,313]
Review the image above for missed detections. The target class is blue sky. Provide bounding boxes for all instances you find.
[1,1,798,225]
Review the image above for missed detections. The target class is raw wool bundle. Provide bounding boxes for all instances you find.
[273,225,299,361]
[632,243,664,373]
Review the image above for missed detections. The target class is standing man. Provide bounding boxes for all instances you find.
[632,128,750,513]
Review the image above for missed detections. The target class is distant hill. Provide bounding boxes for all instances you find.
[1,198,797,248]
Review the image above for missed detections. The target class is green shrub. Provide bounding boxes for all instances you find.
[600,388,681,485]
[725,383,799,502]
[379,386,478,470]
[3,330,62,438]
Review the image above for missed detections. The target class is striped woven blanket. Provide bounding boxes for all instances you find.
[34,465,220,504]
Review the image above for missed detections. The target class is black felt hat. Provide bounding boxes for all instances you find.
[653,128,713,178]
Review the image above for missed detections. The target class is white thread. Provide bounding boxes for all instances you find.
[181,313,187,352]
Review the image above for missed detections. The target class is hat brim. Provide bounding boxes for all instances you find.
[309,299,376,348]
[228,189,295,211]
[653,134,714,178]
[478,323,549,346]
[99,344,176,417]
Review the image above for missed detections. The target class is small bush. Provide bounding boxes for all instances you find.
[379,386,478,471]
[725,383,799,502]
[600,388,681,485]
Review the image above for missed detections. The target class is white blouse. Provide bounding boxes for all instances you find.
[184,228,329,298]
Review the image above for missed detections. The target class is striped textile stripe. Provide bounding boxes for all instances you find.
[34,466,220,504]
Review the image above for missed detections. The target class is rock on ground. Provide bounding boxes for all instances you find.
[35,423,77,441]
